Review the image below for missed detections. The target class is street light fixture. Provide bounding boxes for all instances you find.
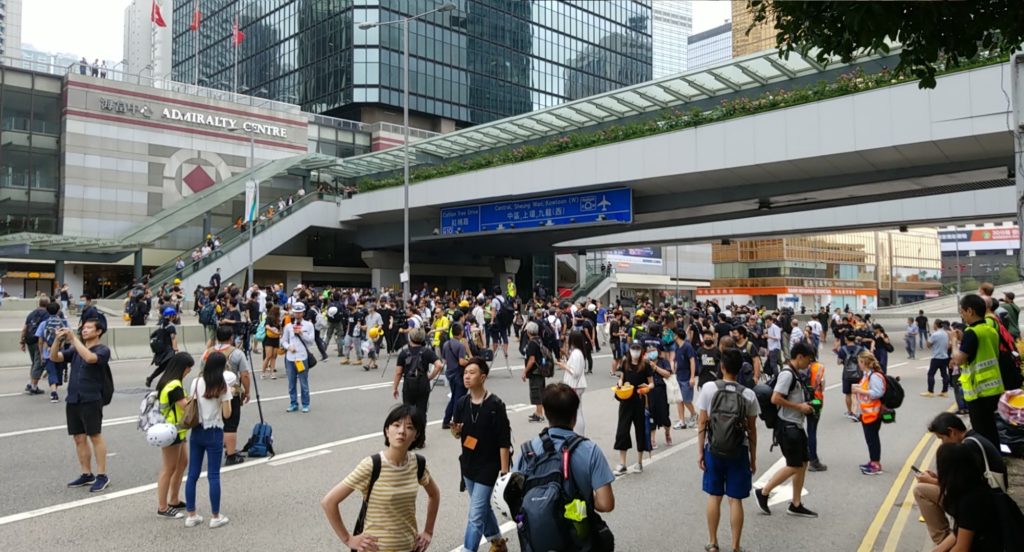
[359,1,456,301]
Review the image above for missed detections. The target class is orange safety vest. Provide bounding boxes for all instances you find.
[809,361,825,401]
[859,371,884,424]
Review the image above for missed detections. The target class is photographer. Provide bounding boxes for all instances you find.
[51,319,112,492]
[206,326,252,466]
[282,302,316,413]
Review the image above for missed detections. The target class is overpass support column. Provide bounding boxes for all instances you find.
[362,250,404,292]
[489,257,521,291]
[133,250,143,281]
[577,250,587,285]
[54,260,65,288]
[1013,53,1024,275]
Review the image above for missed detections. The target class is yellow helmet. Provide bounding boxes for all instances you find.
[612,383,635,401]
[635,309,645,317]
[173,278,181,285]
[369,327,382,339]
[459,299,471,308]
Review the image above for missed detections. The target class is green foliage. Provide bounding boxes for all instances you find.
[996,266,1020,286]
[748,0,1024,89]
[357,54,1004,192]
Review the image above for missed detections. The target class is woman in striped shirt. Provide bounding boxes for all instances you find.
[321,405,441,551]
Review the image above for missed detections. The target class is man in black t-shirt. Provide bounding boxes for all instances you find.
[609,310,624,374]
[392,328,442,423]
[915,310,929,348]
[523,322,548,423]
[695,330,722,389]
[714,314,733,344]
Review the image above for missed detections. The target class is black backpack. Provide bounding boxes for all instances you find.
[150,327,171,355]
[25,309,46,344]
[512,429,614,552]
[737,342,757,388]
[754,367,809,430]
[532,338,555,378]
[402,348,427,379]
[841,345,865,384]
[881,374,905,409]
[496,297,515,326]
[199,302,217,326]
[708,380,749,458]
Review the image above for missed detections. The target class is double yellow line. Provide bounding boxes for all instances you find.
[857,407,951,552]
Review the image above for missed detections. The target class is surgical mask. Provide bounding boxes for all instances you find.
[78,301,86,308]
[703,339,713,346]
[646,351,658,361]
[629,350,641,361]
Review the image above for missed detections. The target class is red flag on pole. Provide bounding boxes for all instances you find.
[150,0,167,28]
[189,2,202,31]
[232,15,245,46]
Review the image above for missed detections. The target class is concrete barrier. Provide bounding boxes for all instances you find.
[0,328,113,368]
[110,325,155,362]
[179,324,209,356]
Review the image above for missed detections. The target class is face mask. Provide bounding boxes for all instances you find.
[78,301,86,308]
[703,339,713,346]
[646,351,658,361]
[629,350,641,361]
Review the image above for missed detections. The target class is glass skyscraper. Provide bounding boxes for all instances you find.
[171,0,653,127]
[651,0,691,78]
[687,20,731,71]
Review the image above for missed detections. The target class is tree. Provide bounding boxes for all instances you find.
[748,1,1024,88]
[996,265,1021,285]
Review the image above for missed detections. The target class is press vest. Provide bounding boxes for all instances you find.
[159,379,186,439]
[960,322,1004,402]
[809,361,825,401]
[507,282,517,298]
[858,371,884,424]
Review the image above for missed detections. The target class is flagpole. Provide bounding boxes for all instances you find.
[233,14,238,100]
[193,0,200,90]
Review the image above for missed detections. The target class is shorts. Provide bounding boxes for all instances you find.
[842,378,853,395]
[66,400,103,436]
[223,394,242,433]
[528,374,546,405]
[263,337,280,348]
[490,323,509,344]
[777,423,809,467]
[45,361,65,387]
[204,325,217,342]
[678,378,694,403]
[703,445,752,499]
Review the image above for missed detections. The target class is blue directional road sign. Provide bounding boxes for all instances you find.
[440,187,632,236]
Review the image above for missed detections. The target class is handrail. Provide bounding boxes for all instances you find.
[108,191,335,297]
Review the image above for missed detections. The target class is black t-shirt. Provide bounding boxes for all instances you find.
[524,339,545,378]
[964,431,1009,489]
[225,309,242,334]
[247,302,259,323]
[609,320,622,343]
[453,393,511,486]
[952,487,1003,551]
[916,315,928,330]
[696,347,721,383]
[961,320,983,364]
[620,362,652,393]
[714,322,733,341]
[397,346,438,379]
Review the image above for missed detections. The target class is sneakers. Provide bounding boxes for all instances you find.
[157,507,184,519]
[225,453,245,466]
[185,515,204,528]
[339,358,350,365]
[527,414,544,423]
[861,462,884,476]
[845,411,860,422]
[286,405,299,413]
[210,515,230,528]
[808,460,828,472]
[67,473,96,488]
[920,391,934,397]
[672,421,686,430]
[630,464,643,474]
[613,464,627,476]
[50,391,59,403]
[938,392,948,398]
[488,537,509,552]
[24,384,44,395]
[754,488,771,515]
[301,406,310,413]
[441,423,451,430]
[89,474,110,492]
[786,503,818,518]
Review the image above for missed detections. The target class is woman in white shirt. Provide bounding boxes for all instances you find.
[281,302,316,413]
[556,330,588,435]
[184,351,233,529]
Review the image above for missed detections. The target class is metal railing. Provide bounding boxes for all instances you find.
[108,191,336,298]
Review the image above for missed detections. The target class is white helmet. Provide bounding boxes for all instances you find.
[146,423,178,448]
[491,472,513,519]
[327,306,339,318]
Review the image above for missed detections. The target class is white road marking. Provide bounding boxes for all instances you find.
[268,449,332,467]
[753,457,808,507]
[0,392,26,398]
[0,416,138,440]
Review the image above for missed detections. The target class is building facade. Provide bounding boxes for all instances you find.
[686,20,731,70]
[651,0,691,78]
[701,230,943,310]
[730,0,773,58]
[124,0,174,83]
[1,0,22,60]
[940,223,1020,289]
[170,0,653,129]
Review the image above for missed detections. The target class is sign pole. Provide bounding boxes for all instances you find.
[1013,53,1024,281]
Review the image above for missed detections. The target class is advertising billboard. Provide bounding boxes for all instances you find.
[606,247,663,267]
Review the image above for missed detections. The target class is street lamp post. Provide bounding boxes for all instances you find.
[360,2,456,301]
[229,127,257,287]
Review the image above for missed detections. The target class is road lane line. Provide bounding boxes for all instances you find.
[269,449,332,467]
[0,416,138,439]
[882,435,943,552]
[857,405,954,552]
[0,392,26,398]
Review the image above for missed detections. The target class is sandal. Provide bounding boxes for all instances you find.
[705,545,720,552]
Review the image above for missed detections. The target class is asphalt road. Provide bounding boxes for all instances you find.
[0,333,948,551]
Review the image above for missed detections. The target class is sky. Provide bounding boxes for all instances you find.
[23,0,734,64]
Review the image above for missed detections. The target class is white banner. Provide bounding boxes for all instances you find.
[244,180,257,222]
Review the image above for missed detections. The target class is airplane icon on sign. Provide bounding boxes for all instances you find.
[597,196,611,212]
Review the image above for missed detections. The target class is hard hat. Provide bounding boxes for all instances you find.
[635,309,645,317]
[491,472,514,519]
[173,278,181,285]
[327,306,338,318]
[459,299,471,308]
[161,306,177,318]
[636,383,651,396]
[146,423,178,448]
[613,383,635,401]
[587,303,597,312]
[369,327,382,339]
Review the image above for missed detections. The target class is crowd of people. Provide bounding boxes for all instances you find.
[15,275,1024,550]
